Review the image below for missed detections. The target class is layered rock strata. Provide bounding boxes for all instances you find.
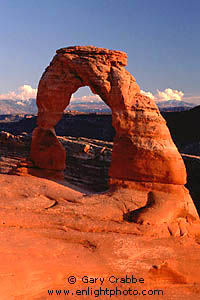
[30,46,199,224]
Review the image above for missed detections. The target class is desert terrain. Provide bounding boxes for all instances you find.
[1,0,200,298]
[0,109,199,299]
[0,45,199,300]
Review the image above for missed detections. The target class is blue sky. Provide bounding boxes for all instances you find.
[0,0,200,103]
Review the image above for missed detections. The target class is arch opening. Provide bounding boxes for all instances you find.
[66,86,111,114]
[54,86,114,192]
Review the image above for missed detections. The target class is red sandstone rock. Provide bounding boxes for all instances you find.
[110,93,186,185]
[31,127,66,170]
[30,45,198,224]
[0,174,199,299]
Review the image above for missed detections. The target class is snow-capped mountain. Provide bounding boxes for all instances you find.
[0,98,37,114]
[156,100,196,112]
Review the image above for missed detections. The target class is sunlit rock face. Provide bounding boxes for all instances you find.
[31,46,185,183]
[30,46,199,224]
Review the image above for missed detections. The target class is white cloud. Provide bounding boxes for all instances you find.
[140,90,155,100]
[0,85,186,105]
[0,85,37,100]
[156,88,184,101]
[141,88,184,102]
[71,94,101,103]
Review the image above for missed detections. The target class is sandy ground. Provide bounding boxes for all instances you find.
[0,174,199,299]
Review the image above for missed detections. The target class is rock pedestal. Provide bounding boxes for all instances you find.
[30,45,199,224]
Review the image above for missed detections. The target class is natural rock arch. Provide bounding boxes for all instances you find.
[30,46,198,224]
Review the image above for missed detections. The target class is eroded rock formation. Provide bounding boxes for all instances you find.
[30,46,199,225]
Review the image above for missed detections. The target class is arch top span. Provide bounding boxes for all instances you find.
[56,45,127,67]
[36,45,140,129]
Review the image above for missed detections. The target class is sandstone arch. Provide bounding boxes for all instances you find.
[30,46,199,224]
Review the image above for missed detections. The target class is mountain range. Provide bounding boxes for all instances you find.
[0,99,37,114]
[156,100,196,112]
[0,98,196,114]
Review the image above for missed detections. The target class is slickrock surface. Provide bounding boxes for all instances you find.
[0,133,200,299]
[29,46,198,225]
[0,174,199,299]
